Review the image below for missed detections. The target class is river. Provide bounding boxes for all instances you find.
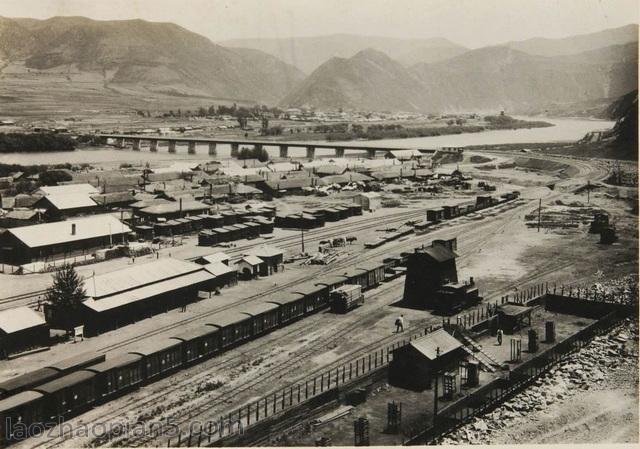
[0,117,615,166]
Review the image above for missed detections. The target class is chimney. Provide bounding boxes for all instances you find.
[71,223,76,235]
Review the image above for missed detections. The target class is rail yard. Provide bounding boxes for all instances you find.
[0,135,636,448]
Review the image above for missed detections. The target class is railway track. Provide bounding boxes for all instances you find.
[15,153,609,448]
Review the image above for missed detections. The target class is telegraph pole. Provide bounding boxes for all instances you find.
[587,180,591,204]
[300,216,305,254]
[433,347,440,427]
[537,199,542,232]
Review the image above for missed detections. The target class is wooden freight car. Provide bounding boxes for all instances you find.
[356,261,385,289]
[293,282,330,313]
[0,391,45,442]
[207,311,254,349]
[171,326,221,364]
[129,339,183,382]
[34,371,97,420]
[267,293,306,324]
[241,302,281,335]
[84,354,145,402]
[330,284,364,313]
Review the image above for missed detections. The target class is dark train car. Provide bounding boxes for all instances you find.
[322,208,342,222]
[382,256,403,270]
[315,275,349,291]
[233,223,249,239]
[0,368,59,398]
[171,326,221,364]
[337,267,369,290]
[426,208,445,222]
[476,195,493,210]
[34,371,96,420]
[442,205,460,219]
[222,225,240,241]
[84,354,144,402]
[205,214,225,228]
[175,218,192,233]
[187,216,205,231]
[240,302,280,335]
[292,282,330,313]
[0,391,44,442]
[207,311,254,349]
[356,261,385,289]
[212,227,229,242]
[333,205,350,219]
[267,293,305,324]
[221,211,238,225]
[244,222,262,239]
[198,229,215,246]
[153,221,172,236]
[129,339,183,382]
[348,204,363,216]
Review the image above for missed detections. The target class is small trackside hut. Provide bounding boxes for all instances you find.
[330,284,364,313]
[389,328,466,391]
[497,304,534,334]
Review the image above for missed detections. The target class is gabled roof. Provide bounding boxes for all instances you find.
[37,193,97,210]
[7,214,131,249]
[38,183,99,196]
[0,306,46,334]
[139,200,210,215]
[199,252,230,264]
[248,245,283,258]
[420,244,457,263]
[409,328,462,360]
[238,255,263,266]
[203,261,237,277]
[85,258,203,299]
[2,209,39,220]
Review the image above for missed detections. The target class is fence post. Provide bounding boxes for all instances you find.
[273,393,277,413]
[343,365,346,383]
[298,384,301,402]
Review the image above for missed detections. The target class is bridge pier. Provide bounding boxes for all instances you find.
[366,149,376,159]
[335,147,345,158]
[188,142,196,155]
[231,143,239,156]
[306,145,316,160]
[279,145,288,158]
[149,140,158,152]
[208,142,217,156]
[168,141,176,153]
[132,139,141,151]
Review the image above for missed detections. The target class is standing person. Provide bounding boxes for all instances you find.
[497,328,503,346]
[395,315,405,333]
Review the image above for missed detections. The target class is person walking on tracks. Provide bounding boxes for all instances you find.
[395,315,405,333]
[497,328,503,346]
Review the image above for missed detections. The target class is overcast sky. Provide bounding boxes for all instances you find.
[0,0,637,47]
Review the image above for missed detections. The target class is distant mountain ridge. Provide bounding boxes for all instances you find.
[219,33,468,73]
[0,16,304,103]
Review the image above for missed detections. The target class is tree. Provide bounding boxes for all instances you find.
[45,265,86,331]
[39,170,72,186]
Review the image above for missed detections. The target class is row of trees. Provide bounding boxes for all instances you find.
[230,146,270,162]
[0,132,76,153]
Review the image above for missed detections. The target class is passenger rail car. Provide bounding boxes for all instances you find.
[0,258,394,444]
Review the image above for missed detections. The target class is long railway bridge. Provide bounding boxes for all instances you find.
[93,133,463,159]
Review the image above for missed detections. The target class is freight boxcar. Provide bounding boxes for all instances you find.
[34,371,96,420]
[171,326,220,364]
[292,283,330,313]
[330,285,364,313]
[356,261,385,289]
[130,339,183,382]
[0,391,44,442]
[47,352,107,374]
[84,354,144,402]
[426,208,445,222]
[315,275,349,291]
[240,302,280,335]
[267,293,305,324]
[207,311,254,349]
[443,205,460,219]
[0,368,59,398]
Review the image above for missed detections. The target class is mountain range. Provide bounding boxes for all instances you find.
[0,17,637,114]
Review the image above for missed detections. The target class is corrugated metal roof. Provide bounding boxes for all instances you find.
[85,258,203,299]
[83,269,213,313]
[0,390,43,413]
[0,306,46,334]
[8,214,131,249]
[409,329,462,360]
[34,370,96,394]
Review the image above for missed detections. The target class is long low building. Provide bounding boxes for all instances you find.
[0,215,132,265]
[79,258,216,335]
